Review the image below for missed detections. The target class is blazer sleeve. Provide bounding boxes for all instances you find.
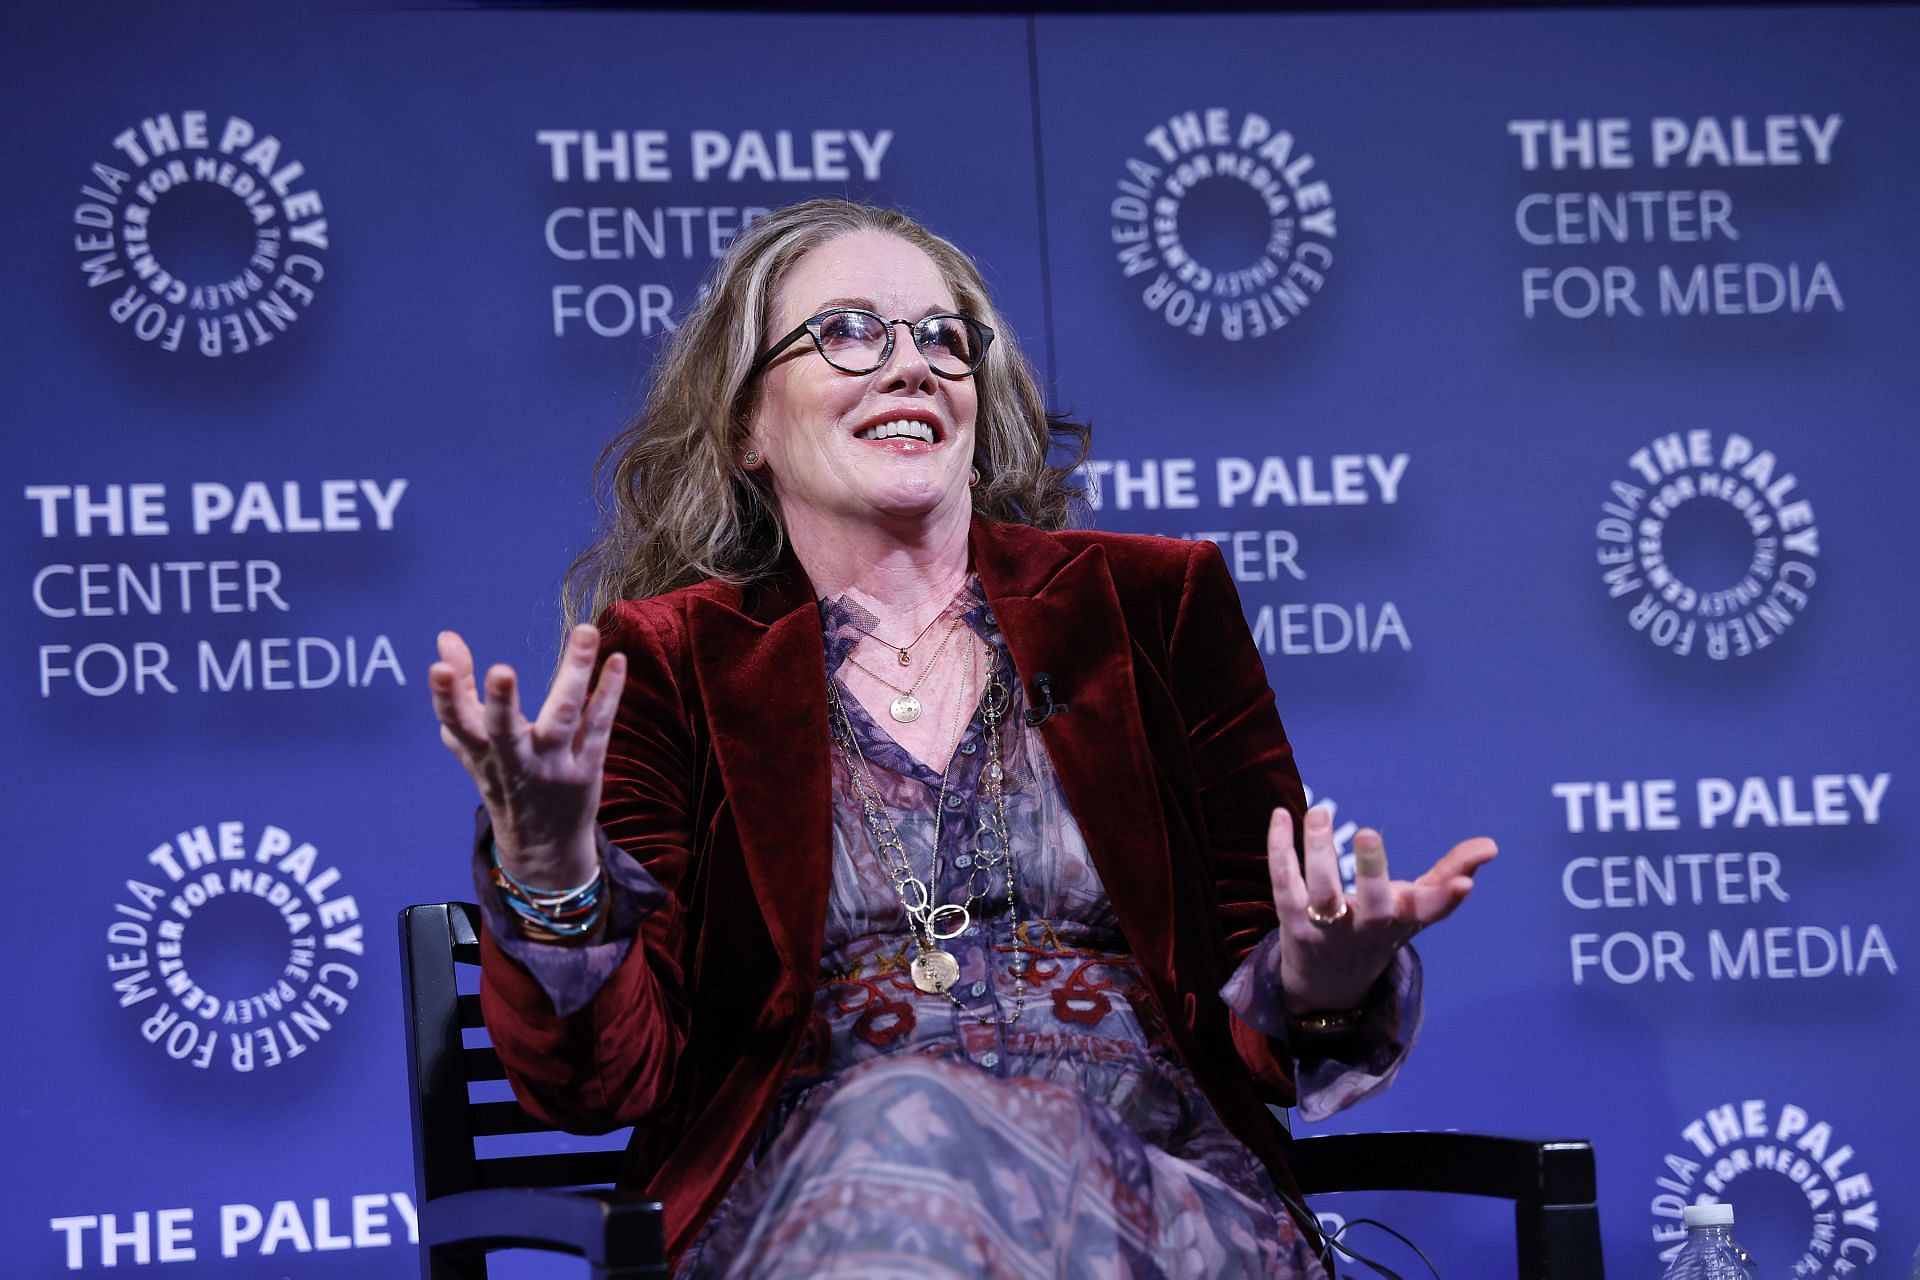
[478,600,698,1134]
[1164,537,1308,1100]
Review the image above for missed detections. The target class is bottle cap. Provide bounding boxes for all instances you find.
[1683,1203,1734,1227]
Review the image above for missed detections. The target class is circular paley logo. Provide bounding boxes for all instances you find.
[1650,1100,1880,1278]
[103,821,363,1072]
[1595,430,1819,660]
[71,110,329,357]
[1109,108,1336,342]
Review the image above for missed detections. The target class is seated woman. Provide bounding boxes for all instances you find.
[428,197,1495,1278]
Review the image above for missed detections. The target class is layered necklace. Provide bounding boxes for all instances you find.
[827,635,1028,1025]
[842,614,964,723]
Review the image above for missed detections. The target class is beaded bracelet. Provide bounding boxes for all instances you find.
[490,842,606,938]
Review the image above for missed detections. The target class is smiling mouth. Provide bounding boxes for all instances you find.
[855,418,940,445]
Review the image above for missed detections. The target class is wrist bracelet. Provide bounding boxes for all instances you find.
[491,841,606,937]
[1286,1004,1366,1036]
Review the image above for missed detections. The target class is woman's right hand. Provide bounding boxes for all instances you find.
[429,624,628,889]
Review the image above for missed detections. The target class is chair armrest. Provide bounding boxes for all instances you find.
[1291,1132,1605,1279]
[1289,1131,1596,1206]
[422,1187,666,1277]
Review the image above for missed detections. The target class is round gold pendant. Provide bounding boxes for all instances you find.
[910,949,959,994]
[890,694,922,723]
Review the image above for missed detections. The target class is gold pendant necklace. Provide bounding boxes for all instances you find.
[844,614,964,723]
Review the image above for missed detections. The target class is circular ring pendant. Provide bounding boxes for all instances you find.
[926,903,971,940]
[898,876,932,914]
[911,948,960,994]
[890,694,922,723]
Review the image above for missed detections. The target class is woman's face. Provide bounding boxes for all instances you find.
[745,230,980,540]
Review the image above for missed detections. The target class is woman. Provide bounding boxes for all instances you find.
[429,198,1494,1277]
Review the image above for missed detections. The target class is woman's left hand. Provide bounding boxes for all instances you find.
[1268,806,1497,1015]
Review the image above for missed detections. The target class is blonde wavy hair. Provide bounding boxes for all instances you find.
[561,198,1090,628]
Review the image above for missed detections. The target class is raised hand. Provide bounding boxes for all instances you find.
[1267,806,1496,1015]
[428,624,627,889]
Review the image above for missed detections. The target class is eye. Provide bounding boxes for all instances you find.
[817,310,884,348]
[919,317,976,363]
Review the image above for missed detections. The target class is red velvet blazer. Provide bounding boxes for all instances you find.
[480,518,1310,1261]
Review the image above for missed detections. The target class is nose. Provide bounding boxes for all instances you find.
[874,319,937,395]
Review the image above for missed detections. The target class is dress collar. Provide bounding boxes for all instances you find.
[817,576,995,675]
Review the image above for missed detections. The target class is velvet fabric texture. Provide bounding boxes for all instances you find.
[478,518,1311,1263]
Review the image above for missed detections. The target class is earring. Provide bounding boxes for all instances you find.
[743,450,762,469]
[969,467,981,488]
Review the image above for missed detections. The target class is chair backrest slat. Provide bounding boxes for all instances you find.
[464,1046,506,1081]
[469,1099,561,1138]
[472,1151,628,1191]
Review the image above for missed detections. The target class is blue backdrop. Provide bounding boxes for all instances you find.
[5,3,1913,1276]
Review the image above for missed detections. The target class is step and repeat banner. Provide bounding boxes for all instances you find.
[4,3,1912,1276]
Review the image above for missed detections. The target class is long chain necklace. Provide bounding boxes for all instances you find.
[842,614,964,723]
[827,641,1027,1025]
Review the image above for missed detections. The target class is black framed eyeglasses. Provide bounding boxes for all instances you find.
[747,307,994,381]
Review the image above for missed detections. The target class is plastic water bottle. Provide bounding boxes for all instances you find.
[1661,1203,1753,1279]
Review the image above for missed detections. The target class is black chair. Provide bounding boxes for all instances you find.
[400,902,666,1279]
[402,902,1601,1278]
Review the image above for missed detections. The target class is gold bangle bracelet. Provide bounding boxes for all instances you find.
[1287,1005,1366,1035]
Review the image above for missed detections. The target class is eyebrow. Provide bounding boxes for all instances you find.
[813,296,951,320]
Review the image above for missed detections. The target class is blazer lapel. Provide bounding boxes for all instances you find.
[686,568,833,984]
[973,523,1177,983]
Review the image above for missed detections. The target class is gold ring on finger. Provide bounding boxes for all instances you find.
[1305,898,1350,929]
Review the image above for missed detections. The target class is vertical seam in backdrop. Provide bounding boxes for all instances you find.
[1024,13,1060,400]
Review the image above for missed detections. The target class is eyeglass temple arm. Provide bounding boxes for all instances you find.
[745,322,814,381]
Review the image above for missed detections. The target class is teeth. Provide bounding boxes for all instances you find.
[857,419,936,444]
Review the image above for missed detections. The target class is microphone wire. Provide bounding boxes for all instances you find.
[1271,1181,1442,1280]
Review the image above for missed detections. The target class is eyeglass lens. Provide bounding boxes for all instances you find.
[814,310,985,375]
